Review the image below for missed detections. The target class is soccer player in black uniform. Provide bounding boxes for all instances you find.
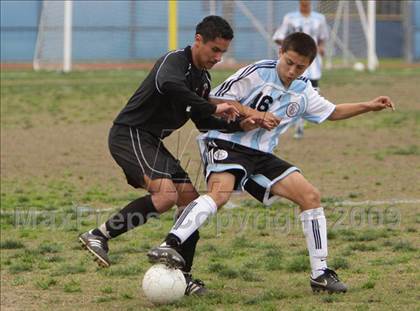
[79,15,279,296]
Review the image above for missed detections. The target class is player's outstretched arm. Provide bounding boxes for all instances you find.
[328,96,395,121]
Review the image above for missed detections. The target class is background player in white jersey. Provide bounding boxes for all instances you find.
[273,0,329,139]
[149,32,395,294]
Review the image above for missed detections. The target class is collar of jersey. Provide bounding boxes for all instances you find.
[184,45,206,75]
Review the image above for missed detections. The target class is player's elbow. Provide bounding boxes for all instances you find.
[327,109,341,121]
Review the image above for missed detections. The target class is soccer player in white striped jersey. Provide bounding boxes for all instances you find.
[273,0,329,139]
[149,32,395,294]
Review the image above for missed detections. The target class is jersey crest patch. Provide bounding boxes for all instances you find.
[202,82,209,97]
[214,149,228,161]
[286,102,300,117]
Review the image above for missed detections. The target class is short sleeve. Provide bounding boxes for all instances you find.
[302,82,335,123]
[210,65,259,102]
[318,14,329,41]
[272,15,291,42]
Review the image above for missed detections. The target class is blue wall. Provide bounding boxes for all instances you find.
[1,0,41,61]
[377,21,403,58]
[414,1,420,60]
[1,0,417,63]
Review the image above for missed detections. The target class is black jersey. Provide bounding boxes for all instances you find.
[114,46,241,139]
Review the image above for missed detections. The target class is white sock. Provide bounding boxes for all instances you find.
[300,207,328,278]
[170,195,217,243]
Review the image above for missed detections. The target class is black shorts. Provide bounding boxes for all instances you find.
[199,139,301,205]
[109,125,191,188]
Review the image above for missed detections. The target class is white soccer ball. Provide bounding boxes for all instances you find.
[353,62,365,72]
[142,264,186,305]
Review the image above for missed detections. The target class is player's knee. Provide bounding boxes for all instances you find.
[163,191,179,207]
[208,191,231,208]
[177,191,199,207]
[152,191,178,211]
[303,186,321,208]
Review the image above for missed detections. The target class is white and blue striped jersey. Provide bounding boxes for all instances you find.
[272,11,329,80]
[201,60,335,153]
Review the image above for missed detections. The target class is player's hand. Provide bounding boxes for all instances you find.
[252,111,281,130]
[240,117,259,131]
[369,96,395,112]
[214,102,240,122]
[240,113,280,131]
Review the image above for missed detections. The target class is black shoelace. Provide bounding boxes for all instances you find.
[184,274,205,287]
[324,268,340,282]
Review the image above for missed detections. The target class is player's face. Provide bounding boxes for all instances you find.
[278,50,311,87]
[194,34,231,69]
[300,0,311,14]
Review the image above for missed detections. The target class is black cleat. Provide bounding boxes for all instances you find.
[79,231,110,268]
[147,245,185,269]
[310,268,347,294]
[184,273,208,296]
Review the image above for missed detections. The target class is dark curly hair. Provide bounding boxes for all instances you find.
[281,32,317,62]
[196,15,234,42]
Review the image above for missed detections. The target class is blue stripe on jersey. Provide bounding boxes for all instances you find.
[289,79,307,93]
[251,129,262,150]
[229,129,247,146]
[268,93,291,152]
[215,64,255,96]
[218,65,276,97]
[215,61,276,97]
[215,61,277,97]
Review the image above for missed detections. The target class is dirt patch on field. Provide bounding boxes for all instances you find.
[1,116,418,202]
[1,122,117,186]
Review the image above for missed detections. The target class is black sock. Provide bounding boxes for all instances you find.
[91,228,107,239]
[178,230,200,273]
[103,195,158,238]
[165,233,181,247]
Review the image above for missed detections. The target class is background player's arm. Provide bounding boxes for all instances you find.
[318,14,329,57]
[274,39,283,46]
[317,39,326,57]
[328,96,395,121]
[272,15,289,46]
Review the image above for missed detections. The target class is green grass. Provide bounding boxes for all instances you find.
[35,277,58,290]
[1,67,420,310]
[63,279,82,293]
[9,262,33,274]
[361,280,376,289]
[0,239,25,249]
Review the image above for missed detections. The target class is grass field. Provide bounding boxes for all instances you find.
[1,65,419,310]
